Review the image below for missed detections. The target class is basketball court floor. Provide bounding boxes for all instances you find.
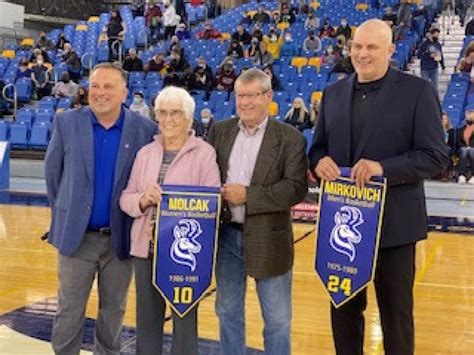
[0,197,473,354]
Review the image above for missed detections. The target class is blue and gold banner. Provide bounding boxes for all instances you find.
[314,168,387,308]
[153,185,221,318]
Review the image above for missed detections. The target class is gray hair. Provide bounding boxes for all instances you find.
[154,86,195,128]
[235,68,272,93]
[90,62,127,86]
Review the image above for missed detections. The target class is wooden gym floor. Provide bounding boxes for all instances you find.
[0,204,473,354]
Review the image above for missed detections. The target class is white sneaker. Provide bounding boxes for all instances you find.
[468,177,474,184]
[458,175,467,184]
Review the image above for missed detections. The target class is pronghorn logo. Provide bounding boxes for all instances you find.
[329,206,364,262]
[170,219,203,271]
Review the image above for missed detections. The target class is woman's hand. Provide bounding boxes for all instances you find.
[139,183,162,212]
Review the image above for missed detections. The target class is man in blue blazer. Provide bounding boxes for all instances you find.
[309,20,449,355]
[45,63,156,355]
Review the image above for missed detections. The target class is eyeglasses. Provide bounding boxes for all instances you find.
[155,109,184,121]
[235,91,269,100]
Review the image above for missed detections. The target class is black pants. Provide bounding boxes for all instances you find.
[165,26,176,40]
[134,257,199,355]
[331,243,416,355]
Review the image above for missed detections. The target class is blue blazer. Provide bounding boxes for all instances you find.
[45,107,157,259]
[309,68,450,248]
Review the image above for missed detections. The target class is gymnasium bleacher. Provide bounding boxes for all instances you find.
[0,0,439,152]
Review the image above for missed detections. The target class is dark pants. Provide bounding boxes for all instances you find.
[459,147,474,176]
[165,26,176,40]
[134,257,199,355]
[331,243,416,355]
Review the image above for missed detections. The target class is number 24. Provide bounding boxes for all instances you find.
[328,275,352,296]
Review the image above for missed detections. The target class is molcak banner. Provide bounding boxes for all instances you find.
[153,185,221,317]
[314,169,387,308]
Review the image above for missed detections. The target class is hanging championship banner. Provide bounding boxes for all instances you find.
[314,168,387,308]
[153,185,221,318]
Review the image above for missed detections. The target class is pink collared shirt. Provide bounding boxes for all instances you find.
[226,118,268,223]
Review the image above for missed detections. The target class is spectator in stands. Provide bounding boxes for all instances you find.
[145,53,166,73]
[335,17,352,40]
[129,91,151,119]
[180,64,195,90]
[458,110,474,183]
[232,24,251,46]
[197,20,221,39]
[334,35,347,57]
[271,10,281,25]
[119,86,218,355]
[280,4,296,24]
[310,99,320,126]
[131,0,146,17]
[239,11,252,25]
[216,60,237,96]
[193,56,214,79]
[62,43,82,82]
[321,45,340,66]
[395,0,412,40]
[253,6,270,24]
[107,9,126,61]
[382,6,397,27]
[36,31,54,50]
[193,58,214,101]
[168,48,188,72]
[52,72,78,98]
[465,17,474,36]
[330,45,354,74]
[253,41,274,66]
[318,20,335,38]
[73,86,88,108]
[280,32,298,57]
[246,37,261,58]
[31,56,51,99]
[29,48,50,64]
[251,26,264,42]
[263,64,282,91]
[122,48,143,72]
[264,28,284,59]
[284,97,312,131]
[418,28,445,90]
[193,108,215,140]
[163,1,180,40]
[305,12,320,30]
[441,112,457,180]
[303,31,322,54]
[227,40,244,59]
[168,36,185,58]
[456,46,474,75]
[144,1,162,43]
[175,23,190,40]
[16,59,33,80]
[163,66,181,87]
[55,33,69,51]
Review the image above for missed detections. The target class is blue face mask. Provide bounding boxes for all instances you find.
[133,97,142,105]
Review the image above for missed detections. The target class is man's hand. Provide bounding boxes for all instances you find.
[221,184,246,206]
[139,183,162,212]
[314,156,341,181]
[351,159,384,188]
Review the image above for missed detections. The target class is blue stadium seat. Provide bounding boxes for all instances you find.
[30,122,50,149]
[0,120,10,141]
[9,122,29,149]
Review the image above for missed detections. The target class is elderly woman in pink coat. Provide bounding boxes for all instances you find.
[120,86,220,355]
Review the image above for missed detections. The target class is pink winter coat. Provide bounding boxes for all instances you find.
[119,133,221,258]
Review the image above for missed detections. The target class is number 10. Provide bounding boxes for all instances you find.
[173,287,193,304]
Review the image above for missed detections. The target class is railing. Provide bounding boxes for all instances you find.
[2,84,17,119]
